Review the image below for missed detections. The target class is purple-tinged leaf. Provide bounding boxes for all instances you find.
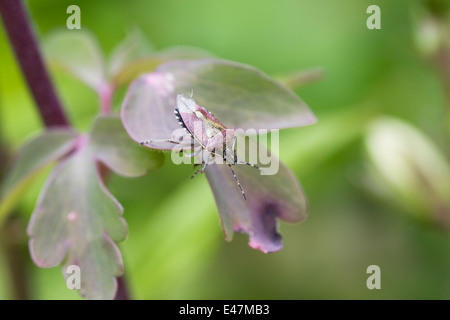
[121,59,316,150]
[44,28,212,93]
[121,71,180,150]
[205,140,307,253]
[121,58,314,252]
[43,29,105,91]
[89,114,164,177]
[0,129,78,225]
[28,141,127,300]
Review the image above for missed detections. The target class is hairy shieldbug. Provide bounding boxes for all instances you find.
[141,94,259,200]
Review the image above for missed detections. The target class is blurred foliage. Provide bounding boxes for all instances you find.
[0,0,450,299]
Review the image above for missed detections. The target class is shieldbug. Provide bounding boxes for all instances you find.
[141,94,259,200]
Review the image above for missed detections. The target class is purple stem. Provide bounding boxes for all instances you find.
[99,83,114,114]
[0,0,69,127]
[114,276,130,300]
[0,216,30,300]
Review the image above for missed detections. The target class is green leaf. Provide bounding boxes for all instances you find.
[107,28,154,79]
[0,130,78,226]
[43,29,105,91]
[28,142,127,300]
[89,115,164,177]
[112,46,213,87]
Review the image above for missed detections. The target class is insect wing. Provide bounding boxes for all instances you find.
[176,95,226,148]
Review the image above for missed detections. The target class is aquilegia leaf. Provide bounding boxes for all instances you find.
[28,138,127,300]
[206,140,307,253]
[122,58,316,253]
[122,59,316,150]
[44,28,213,92]
[107,28,154,80]
[26,112,165,299]
[44,29,105,91]
[0,129,78,224]
[89,114,164,177]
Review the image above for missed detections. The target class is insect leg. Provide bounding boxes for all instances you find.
[201,151,210,172]
[140,134,196,147]
[229,135,259,169]
[228,164,246,200]
[237,160,261,170]
[190,168,202,179]
[230,137,260,170]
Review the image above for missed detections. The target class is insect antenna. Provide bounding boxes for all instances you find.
[140,139,181,145]
[140,135,195,147]
[228,164,247,200]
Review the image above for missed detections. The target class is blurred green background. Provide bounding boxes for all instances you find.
[1,0,450,299]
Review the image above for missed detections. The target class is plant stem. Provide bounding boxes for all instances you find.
[114,276,130,300]
[0,0,69,127]
[99,83,114,114]
[0,119,30,299]
[0,216,30,300]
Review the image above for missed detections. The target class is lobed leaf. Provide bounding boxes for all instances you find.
[27,140,127,300]
[205,139,307,253]
[44,29,213,93]
[89,114,164,177]
[107,28,154,80]
[121,59,316,150]
[0,129,78,225]
[43,29,105,91]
